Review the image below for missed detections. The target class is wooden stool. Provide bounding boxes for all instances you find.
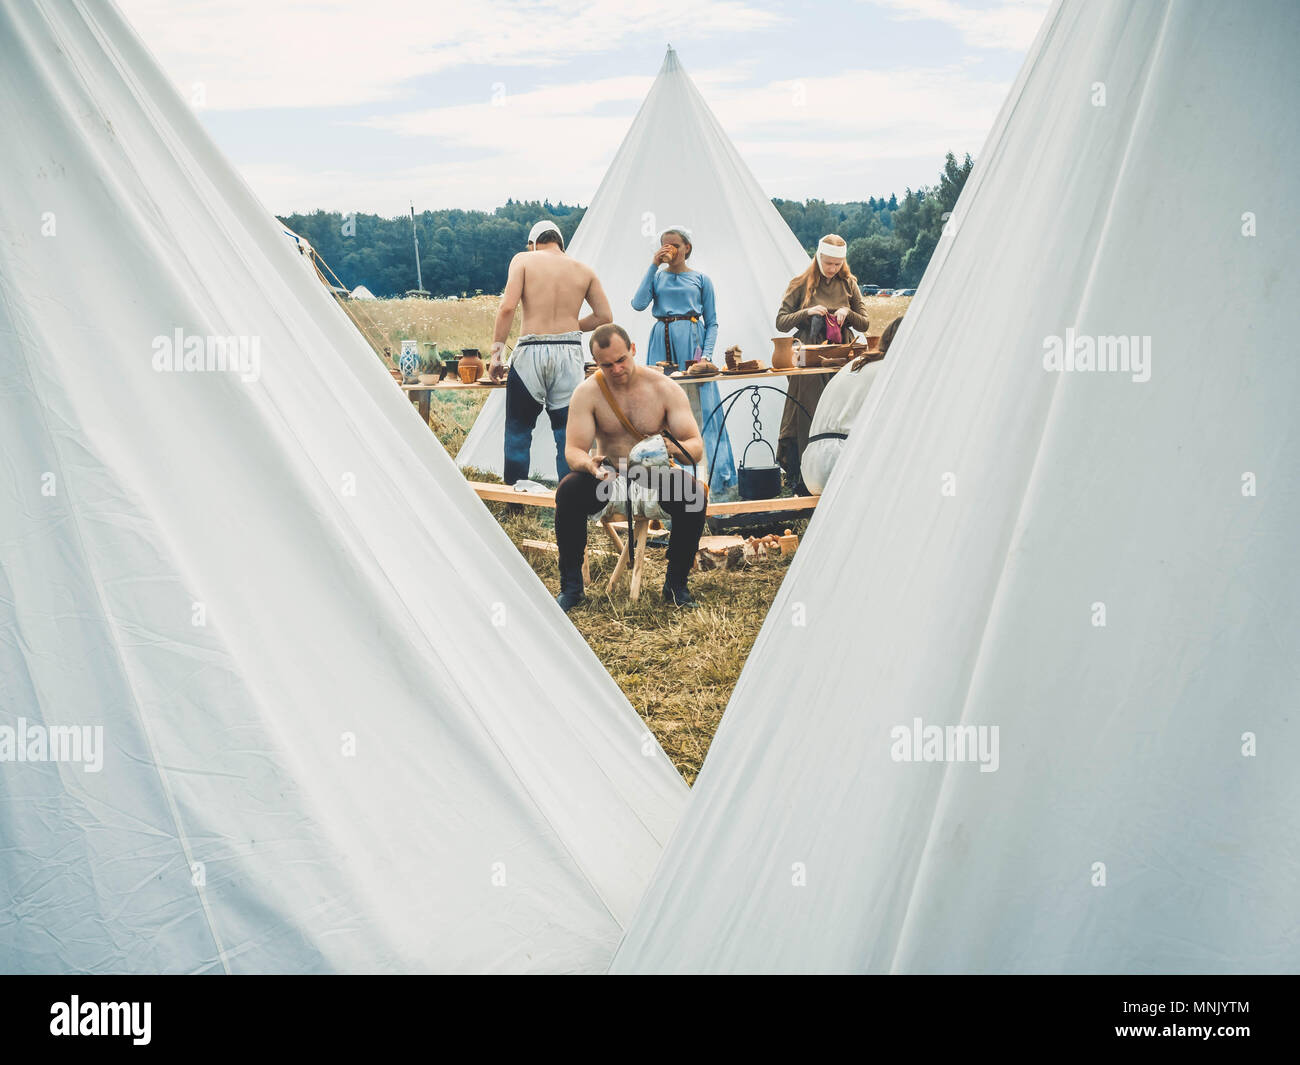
[582,516,663,601]
[605,517,651,601]
[582,518,623,586]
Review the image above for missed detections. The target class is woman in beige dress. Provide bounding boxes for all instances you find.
[774,233,870,492]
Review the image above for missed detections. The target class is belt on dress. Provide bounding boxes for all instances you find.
[515,337,582,347]
[655,314,700,367]
[807,432,849,444]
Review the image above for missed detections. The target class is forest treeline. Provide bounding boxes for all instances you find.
[282,153,973,298]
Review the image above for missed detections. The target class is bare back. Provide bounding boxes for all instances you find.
[513,251,600,334]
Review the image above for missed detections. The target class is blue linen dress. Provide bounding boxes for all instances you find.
[631,264,737,493]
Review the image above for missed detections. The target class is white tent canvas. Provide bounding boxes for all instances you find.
[614,0,1300,974]
[455,47,810,483]
[350,284,377,300]
[0,0,686,974]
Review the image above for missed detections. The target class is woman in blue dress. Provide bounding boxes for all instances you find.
[631,226,737,495]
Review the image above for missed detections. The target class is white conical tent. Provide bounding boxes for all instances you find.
[614,0,1300,974]
[456,46,810,481]
[350,284,377,300]
[0,0,685,974]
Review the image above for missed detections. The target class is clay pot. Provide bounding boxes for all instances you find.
[772,336,804,369]
[417,373,439,385]
[458,349,484,384]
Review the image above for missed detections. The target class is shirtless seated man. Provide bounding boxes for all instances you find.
[555,323,708,612]
[490,221,612,486]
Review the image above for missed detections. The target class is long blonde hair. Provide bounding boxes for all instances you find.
[797,233,857,307]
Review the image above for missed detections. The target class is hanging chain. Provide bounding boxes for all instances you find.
[750,388,764,442]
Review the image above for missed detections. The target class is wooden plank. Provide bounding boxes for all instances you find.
[468,482,556,506]
[521,539,612,557]
[704,495,820,515]
[467,481,819,515]
[403,381,506,392]
[698,534,746,551]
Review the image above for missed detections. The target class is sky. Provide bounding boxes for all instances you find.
[118,0,1051,215]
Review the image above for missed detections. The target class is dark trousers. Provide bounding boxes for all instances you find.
[504,366,570,486]
[778,373,829,493]
[555,469,708,592]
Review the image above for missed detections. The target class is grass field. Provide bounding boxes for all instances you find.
[340,294,519,365]
[359,293,909,782]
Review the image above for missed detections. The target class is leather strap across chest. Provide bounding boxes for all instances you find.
[591,370,704,492]
[594,370,643,439]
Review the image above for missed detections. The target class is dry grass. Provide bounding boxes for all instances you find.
[373,293,910,782]
[346,293,910,363]
[480,503,806,784]
[427,389,491,459]
[861,294,912,333]
[343,295,517,361]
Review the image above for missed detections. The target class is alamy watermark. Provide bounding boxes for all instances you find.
[1,719,103,772]
[152,328,261,382]
[1043,328,1150,383]
[50,996,150,1045]
[890,717,999,773]
[594,458,708,513]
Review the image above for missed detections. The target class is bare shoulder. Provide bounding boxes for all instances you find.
[571,374,600,405]
[649,368,685,401]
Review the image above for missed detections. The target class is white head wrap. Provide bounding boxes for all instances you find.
[661,224,693,244]
[817,237,846,261]
[528,220,562,246]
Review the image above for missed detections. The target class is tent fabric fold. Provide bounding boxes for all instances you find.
[612,0,1300,974]
[0,0,686,975]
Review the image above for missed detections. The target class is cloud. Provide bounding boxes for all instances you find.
[119,0,785,110]
[117,1,1030,209]
[245,61,1010,211]
[864,0,1051,51]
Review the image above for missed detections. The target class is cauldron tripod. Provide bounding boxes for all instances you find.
[703,385,813,501]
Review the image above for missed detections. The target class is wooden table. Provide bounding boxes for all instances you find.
[403,377,503,423]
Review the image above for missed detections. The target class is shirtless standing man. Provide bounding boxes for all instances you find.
[490,221,612,486]
[554,323,708,612]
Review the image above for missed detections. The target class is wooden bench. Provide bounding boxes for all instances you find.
[475,481,816,602]
[466,481,819,516]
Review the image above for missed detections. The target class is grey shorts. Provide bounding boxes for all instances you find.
[510,331,585,409]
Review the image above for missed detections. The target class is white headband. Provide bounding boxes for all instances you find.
[817,238,846,260]
[529,220,561,244]
[662,224,693,243]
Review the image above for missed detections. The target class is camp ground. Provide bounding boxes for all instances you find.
[1,0,1297,997]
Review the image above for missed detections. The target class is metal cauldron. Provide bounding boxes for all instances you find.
[737,438,782,500]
